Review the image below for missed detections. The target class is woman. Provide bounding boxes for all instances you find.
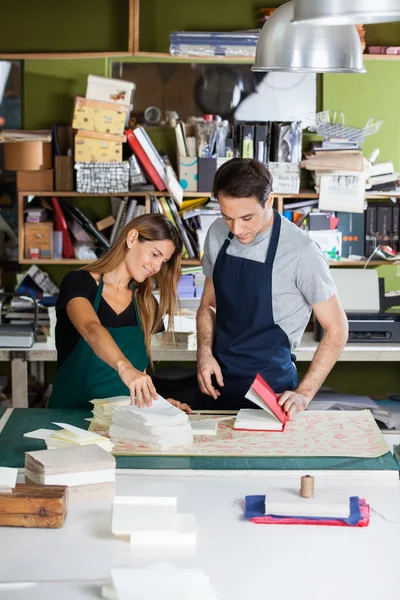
[48,213,190,412]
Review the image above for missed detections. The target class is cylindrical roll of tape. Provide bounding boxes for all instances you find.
[300,475,315,498]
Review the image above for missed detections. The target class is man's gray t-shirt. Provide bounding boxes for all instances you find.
[201,216,336,352]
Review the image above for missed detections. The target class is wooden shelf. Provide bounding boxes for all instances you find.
[134,51,255,63]
[364,54,400,61]
[0,52,132,60]
[18,191,212,198]
[19,259,89,265]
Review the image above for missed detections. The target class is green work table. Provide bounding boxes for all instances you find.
[0,408,398,472]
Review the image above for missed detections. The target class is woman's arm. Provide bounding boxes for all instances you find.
[66,297,157,407]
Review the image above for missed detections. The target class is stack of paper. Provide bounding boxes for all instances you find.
[112,496,196,548]
[109,395,193,450]
[25,445,116,502]
[234,374,287,432]
[0,467,18,493]
[90,396,131,428]
[102,563,217,600]
[24,422,113,452]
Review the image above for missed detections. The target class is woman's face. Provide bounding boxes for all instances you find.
[125,231,176,283]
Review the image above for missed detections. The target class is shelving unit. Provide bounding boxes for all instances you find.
[17,189,400,267]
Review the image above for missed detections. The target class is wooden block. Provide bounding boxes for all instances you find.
[96,215,115,231]
[0,484,68,528]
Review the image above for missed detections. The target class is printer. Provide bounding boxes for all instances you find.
[314,269,400,343]
[0,293,38,348]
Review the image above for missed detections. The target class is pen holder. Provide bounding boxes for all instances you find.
[198,157,217,193]
[178,155,198,192]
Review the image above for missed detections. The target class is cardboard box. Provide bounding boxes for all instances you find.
[4,141,52,171]
[72,97,130,136]
[17,169,54,191]
[74,130,125,163]
[24,222,54,259]
[178,156,198,192]
[86,75,135,106]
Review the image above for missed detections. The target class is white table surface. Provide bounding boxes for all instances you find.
[0,468,400,600]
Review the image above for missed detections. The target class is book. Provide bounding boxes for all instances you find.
[59,200,110,250]
[234,374,287,431]
[126,128,166,191]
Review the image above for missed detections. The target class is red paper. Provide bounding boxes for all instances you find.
[251,374,288,427]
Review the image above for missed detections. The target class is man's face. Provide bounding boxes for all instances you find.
[218,193,274,244]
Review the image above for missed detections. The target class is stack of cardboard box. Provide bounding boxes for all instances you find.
[73,75,134,194]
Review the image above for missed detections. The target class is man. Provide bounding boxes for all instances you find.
[194,158,348,418]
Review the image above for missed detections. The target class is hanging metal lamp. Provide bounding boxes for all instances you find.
[252,1,366,74]
[292,0,400,25]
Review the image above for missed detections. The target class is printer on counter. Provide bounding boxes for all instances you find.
[0,293,38,348]
[314,269,400,343]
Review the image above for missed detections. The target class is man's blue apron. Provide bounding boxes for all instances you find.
[193,210,298,410]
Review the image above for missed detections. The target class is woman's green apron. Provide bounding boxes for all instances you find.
[48,277,148,409]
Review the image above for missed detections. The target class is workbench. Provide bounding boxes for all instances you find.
[1,332,400,408]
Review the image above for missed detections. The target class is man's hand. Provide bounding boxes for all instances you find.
[197,353,224,399]
[167,398,192,414]
[278,390,311,420]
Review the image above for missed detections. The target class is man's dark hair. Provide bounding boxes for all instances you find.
[212,158,273,207]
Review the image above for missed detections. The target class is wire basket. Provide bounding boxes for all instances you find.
[301,110,384,143]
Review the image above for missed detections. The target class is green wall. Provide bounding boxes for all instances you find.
[1,0,129,53]
[323,60,400,172]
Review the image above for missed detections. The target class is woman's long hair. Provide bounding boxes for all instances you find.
[81,213,182,362]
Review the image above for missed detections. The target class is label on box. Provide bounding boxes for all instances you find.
[267,162,300,195]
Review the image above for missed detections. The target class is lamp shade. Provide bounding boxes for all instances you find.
[252,1,366,74]
[292,0,400,25]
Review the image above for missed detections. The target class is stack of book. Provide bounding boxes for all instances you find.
[109,395,193,451]
[151,195,199,259]
[25,445,116,503]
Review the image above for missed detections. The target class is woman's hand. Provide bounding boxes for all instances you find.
[167,398,192,414]
[117,361,158,407]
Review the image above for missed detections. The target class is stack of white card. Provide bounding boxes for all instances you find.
[25,445,116,502]
[112,496,196,548]
[90,396,131,428]
[0,467,18,493]
[102,563,217,600]
[24,422,113,452]
[109,395,193,451]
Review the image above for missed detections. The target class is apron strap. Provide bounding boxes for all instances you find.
[265,209,281,266]
[93,276,104,313]
[131,283,141,326]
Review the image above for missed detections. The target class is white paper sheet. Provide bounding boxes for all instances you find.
[319,172,366,213]
[0,467,18,490]
[23,428,56,440]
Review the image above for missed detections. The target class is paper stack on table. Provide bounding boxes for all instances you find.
[90,396,131,428]
[24,422,113,452]
[112,496,196,548]
[0,467,18,493]
[109,395,193,450]
[25,445,116,502]
[103,563,217,600]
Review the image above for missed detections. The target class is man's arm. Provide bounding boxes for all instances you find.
[196,277,224,399]
[278,294,348,419]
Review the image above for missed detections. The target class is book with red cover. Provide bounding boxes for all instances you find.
[51,197,74,258]
[234,374,288,432]
[125,128,166,191]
